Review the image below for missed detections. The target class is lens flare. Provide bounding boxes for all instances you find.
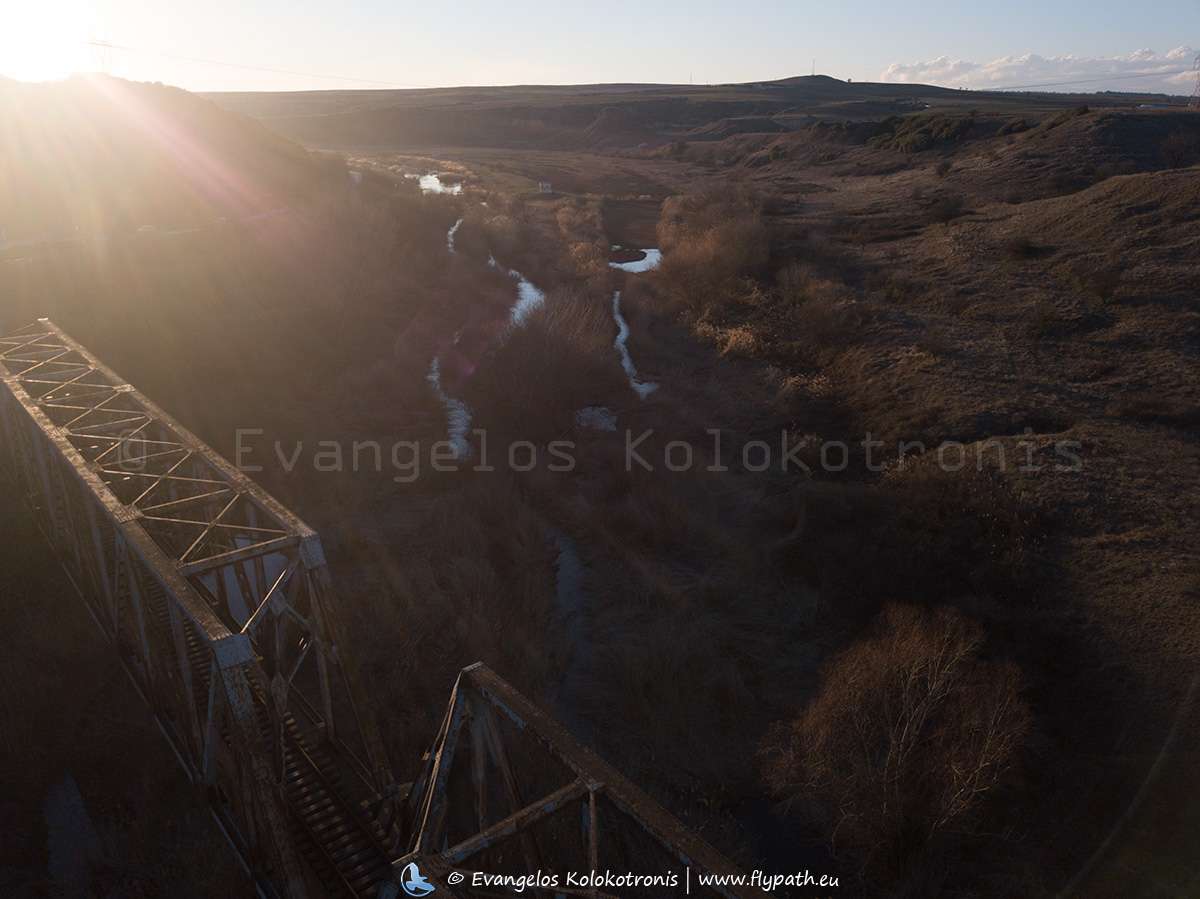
[1,2,93,83]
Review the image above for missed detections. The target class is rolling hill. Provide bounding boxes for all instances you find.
[208,74,1191,151]
[1,75,338,243]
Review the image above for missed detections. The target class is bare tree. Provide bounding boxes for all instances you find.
[761,604,1030,879]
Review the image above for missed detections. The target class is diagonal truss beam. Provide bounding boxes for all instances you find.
[392,664,756,899]
[2,319,756,899]
[0,320,398,899]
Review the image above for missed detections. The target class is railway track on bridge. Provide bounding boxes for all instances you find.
[0,319,754,899]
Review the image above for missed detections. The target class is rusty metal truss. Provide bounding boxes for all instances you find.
[386,664,755,898]
[0,320,397,898]
[1,319,754,899]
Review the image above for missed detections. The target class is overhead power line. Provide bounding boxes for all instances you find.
[985,66,1194,92]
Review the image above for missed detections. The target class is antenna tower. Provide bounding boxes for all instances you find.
[1191,54,1200,110]
[89,38,114,75]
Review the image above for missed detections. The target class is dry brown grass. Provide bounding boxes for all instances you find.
[927,193,967,224]
[525,435,823,798]
[337,472,567,774]
[554,196,609,279]
[650,191,891,375]
[777,260,852,307]
[714,324,760,357]
[462,286,631,443]
[1107,393,1200,430]
[655,186,770,313]
[1059,259,1122,305]
[797,465,1046,617]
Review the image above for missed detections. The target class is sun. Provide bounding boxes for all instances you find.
[0,2,93,83]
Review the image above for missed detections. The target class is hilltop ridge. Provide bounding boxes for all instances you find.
[209,75,1191,150]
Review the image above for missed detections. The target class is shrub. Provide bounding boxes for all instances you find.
[1027,302,1063,339]
[656,186,770,312]
[554,197,608,278]
[777,261,847,306]
[1003,235,1040,259]
[1049,171,1090,195]
[998,118,1029,136]
[864,271,924,305]
[718,324,760,357]
[761,604,1030,881]
[927,194,966,224]
[1040,106,1090,131]
[1063,261,1121,304]
[1092,161,1135,182]
[1107,394,1200,430]
[783,292,879,361]
[868,114,974,153]
[480,213,525,261]
[1084,266,1121,303]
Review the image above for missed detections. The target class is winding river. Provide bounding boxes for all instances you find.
[608,247,662,274]
[427,218,549,460]
[423,212,669,738]
[446,217,463,253]
[425,357,473,459]
[611,290,658,399]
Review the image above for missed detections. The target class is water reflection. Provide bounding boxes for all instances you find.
[426,357,473,460]
[416,173,462,195]
[612,290,658,398]
[609,247,662,273]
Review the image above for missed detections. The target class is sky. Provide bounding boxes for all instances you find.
[2,0,1198,95]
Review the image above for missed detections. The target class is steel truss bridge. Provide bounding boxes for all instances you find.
[0,320,753,899]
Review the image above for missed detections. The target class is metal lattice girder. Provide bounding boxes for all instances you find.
[2,319,756,899]
[0,320,397,898]
[393,664,756,899]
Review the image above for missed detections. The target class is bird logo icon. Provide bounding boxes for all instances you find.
[400,862,436,897]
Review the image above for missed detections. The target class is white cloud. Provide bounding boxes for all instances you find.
[880,47,1197,95]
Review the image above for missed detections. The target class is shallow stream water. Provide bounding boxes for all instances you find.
[611,290,658,399]
[608,247,662,273]
[411,172,463,195]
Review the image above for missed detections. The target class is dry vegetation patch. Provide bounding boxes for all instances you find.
[761,604,1030,886]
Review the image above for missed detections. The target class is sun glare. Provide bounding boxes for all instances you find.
[1,2,92,83]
